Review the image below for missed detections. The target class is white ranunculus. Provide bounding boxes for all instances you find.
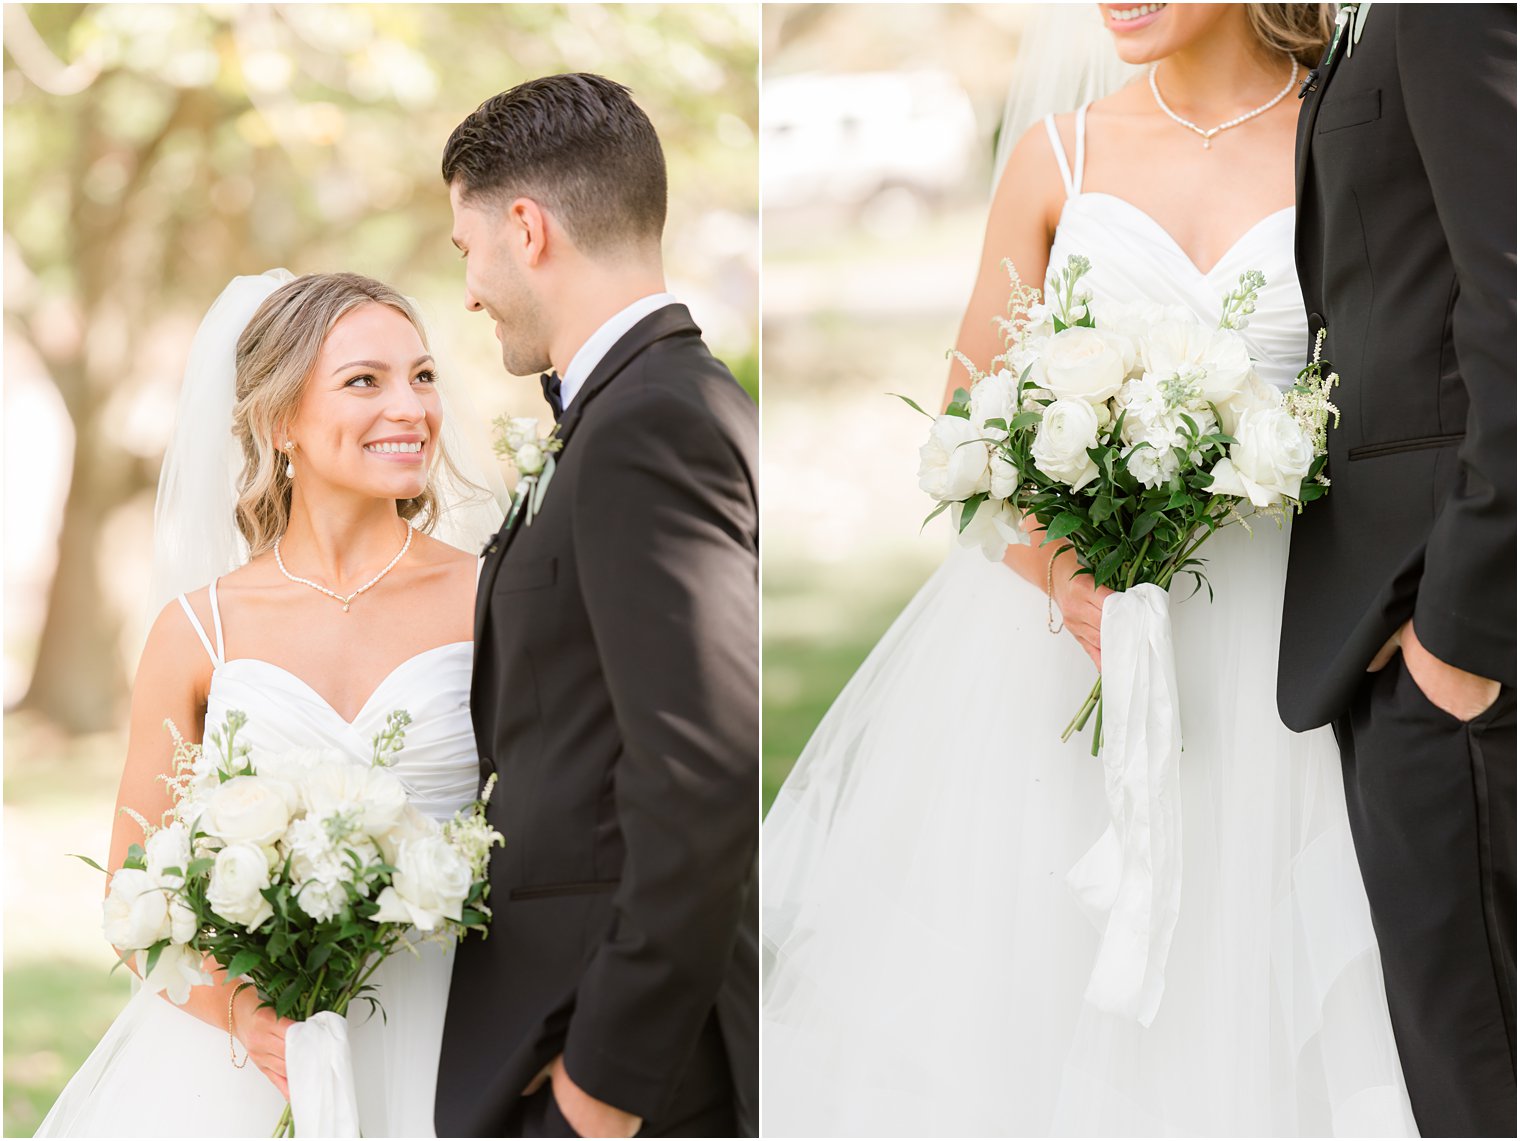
[1208,407,1315,507]
[1031,399,1102,490]
[145,822,192,890]
[955,497,1028,561]
[988,453,1019,500]
[378,835,473,932]
[516,443,546,476]
[206,843,274,931]
[200,776,289,848]
[1215,368,1280,436]
[138,942,213,1005]
[917,415,992,503]
[102,868,171,950]
[968,369,1020,440]
[1043,327,1125,404]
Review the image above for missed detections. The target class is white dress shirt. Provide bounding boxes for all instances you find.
[559,291,678,411]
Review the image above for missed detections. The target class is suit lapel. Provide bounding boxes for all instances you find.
[472,302,701,634]
[1294,13,1353,265]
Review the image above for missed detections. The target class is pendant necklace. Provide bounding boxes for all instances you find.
[1149,58,1299,149]
[275,525,413,612]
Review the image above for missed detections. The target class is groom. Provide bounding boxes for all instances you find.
[1284,6,1515,1136]
[435,75,758,1137]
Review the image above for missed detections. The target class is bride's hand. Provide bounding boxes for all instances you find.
[232,986,296,1099]
[1051,553,1115,670]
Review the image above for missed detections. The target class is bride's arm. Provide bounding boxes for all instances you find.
[108,597,293,1097]
[946,118,1111,668]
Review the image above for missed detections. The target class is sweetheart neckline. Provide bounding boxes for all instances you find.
[212,640,472,728]
[1064,193,1295,278]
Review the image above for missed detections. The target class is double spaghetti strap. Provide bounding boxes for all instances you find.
[1042,104,1090,199]
[176,577,226,667]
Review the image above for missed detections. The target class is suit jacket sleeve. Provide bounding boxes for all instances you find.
[1399,4,1517,684]
[562,379,758,1119]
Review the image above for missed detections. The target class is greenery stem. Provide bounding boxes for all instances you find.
[1061,678,1103,743]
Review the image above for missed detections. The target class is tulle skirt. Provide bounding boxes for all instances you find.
[36,937,454,1137]
[761,522,1418,1137]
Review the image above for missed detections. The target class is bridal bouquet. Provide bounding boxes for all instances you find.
[85,710,503,1136]
[907,254,1339,751]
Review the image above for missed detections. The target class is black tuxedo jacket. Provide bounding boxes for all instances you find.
[436,305,759,1136]
[1280,4,1516,730]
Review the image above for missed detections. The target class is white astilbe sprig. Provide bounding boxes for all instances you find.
[992,258,1048,359]
[1283,327,1342,470]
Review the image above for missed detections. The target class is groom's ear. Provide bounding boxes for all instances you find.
[505,197,551,269]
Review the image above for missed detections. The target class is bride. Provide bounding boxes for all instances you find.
[762,5,1419,1136]
[38,270,505,1136]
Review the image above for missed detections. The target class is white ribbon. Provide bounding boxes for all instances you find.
[1066,583,1183,1027]
[285,1010,361,1137]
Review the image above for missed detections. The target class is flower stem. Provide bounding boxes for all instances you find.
[1061,677,1103,743]
[272,1103,292,1137]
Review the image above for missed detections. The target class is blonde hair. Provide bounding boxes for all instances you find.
[1247,3,1335,69]
[232,273,451,555]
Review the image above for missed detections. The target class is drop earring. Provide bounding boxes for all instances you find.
[284,440,295,479]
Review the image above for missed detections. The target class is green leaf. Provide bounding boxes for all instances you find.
[307,943,333,973]
[1095,547,1127,586]
[70,853,109,874]
[957,493,989,533]
[1052,315,1069,333]
[143,941,166,979]
[1043,512,1085,543]
[890,392,933,417]
[125,844,147,871]
[225,949,263,980]
[1089,496,1115,525]
[1008,410,1043,432]
[1131,512,1161,541]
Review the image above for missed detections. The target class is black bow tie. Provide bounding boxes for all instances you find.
[540,372,564,422]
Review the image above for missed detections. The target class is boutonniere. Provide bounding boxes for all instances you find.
[493,415,563,527]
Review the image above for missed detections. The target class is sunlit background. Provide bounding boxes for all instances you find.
[1,4,756,1131]
[761,3,1031,808]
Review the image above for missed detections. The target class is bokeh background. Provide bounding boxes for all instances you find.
[2,4,757,1131]
[762,3,1032,809]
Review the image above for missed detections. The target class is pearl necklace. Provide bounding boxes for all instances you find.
[274,525,413,612]
[1148,58,1299,149]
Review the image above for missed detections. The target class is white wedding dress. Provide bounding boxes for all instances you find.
[762,109,1419,1137]
[37,578,480,1138]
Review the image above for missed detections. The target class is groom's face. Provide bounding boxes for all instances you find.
[449,184,550,378]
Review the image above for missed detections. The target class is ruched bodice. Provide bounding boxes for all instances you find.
[206,642,479,823]
[1044,107,1307,391]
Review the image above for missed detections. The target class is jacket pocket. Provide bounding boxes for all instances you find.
[509,879,620,902]
[1317,88,1381,133]
[493,556,557,594]
[1348,433,1464,461]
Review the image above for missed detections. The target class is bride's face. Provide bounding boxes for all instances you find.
[1097,3,1240,64]
[285,303,442,505]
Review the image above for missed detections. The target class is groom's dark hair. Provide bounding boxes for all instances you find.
[442,73,667,254]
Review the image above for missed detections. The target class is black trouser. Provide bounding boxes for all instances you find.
[516,1014,737,1138]
[1336,655,1516,1137]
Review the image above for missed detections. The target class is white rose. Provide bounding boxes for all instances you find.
[988,453,1019,500]
[1031,399,1102,491]
[917,415,991,502]
[302,760,407,839]
[102,868,171,950]
[377,803,440,866]
[1197,329,1254,404]
[968,369,1019,441]
[169,897,198,945]
[955,497,1028,561]
[1209,407,1314,507]
[1215,368,1280,436]
[200,776,289,848]
[137,942,212,1006]
[375,835,473,932]
[516,443,546,476]
[145,823,192,890]
[1042,327,1125,404]
[256,747,344,812]
[504,416,540,452]
[1091,299,1170,376]
[206,843,274,931]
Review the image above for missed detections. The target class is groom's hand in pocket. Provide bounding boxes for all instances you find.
[523,1053,642,1138]
[1367,618,1501,721]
